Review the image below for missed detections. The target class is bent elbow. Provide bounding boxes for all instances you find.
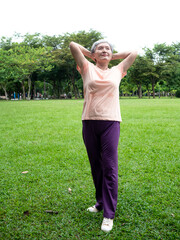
[69,41,74,49]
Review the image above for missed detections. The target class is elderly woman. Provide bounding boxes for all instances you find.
[70,40,137,232]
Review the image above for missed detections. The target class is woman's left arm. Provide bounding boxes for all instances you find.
[112,51,138,72]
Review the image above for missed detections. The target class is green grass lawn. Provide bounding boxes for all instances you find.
[0,98,180,239]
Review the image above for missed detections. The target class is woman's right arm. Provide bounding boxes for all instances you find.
[69,42,94,69]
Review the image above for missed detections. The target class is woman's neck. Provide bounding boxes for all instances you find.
[96,62,109,70]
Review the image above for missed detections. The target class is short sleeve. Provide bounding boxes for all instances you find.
[117,61,127,78]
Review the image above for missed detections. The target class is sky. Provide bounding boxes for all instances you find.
[1,0,179,54]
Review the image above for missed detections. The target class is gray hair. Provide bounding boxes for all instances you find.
[91,39,113,53]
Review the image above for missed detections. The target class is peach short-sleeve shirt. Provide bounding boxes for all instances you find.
[77,60,126,122]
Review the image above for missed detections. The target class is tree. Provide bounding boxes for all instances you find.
[162,42,180,93]
[0,36,13,50]
[143,48,161,98]
[0,49,15,99]
[11,44,54,99]
[42,35,63,50]
[35,34,65,98]
[21,33,43,48]
[145,43,178,97]
[119,77,137,97]
[1,32,179,99]
[127,55,147,98]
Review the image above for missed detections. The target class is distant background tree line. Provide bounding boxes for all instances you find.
[0,30,180,100]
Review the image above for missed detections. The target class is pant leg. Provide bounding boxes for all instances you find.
[100,121,120,219]
[82,120,103,210]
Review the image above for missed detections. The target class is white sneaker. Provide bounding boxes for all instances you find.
[87,205,99,213]
[101,218,113,232]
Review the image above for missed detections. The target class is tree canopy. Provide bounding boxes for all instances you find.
[0,30,179,99]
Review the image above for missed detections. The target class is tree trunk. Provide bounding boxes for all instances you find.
[21,80,26,100]
[2,86,8,100]
[158,91,161,98]
[138,84,142,98]
[170,91,173,98]
[27,76,31,100]
[152,80,155,98]
[44,79,46,99]
[70,69,78,99]
[72,81,78,99]
[71,77,77,99]
[33,85,36,99]
[52,79,57,99]
[76,85,80,98]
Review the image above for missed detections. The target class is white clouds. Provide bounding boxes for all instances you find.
[0,0,179,52]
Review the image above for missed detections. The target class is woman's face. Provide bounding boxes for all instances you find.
[93,43,112,63]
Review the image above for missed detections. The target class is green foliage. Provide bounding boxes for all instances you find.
[175,90,180,98]
[126,56,149,98]
[0,36,13,50]
[140,43,180,98]
[0,32,180,99]
[0,99,179,239]
[0,48,15,99]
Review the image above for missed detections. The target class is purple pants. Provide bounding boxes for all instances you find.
[82,120,120,219]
